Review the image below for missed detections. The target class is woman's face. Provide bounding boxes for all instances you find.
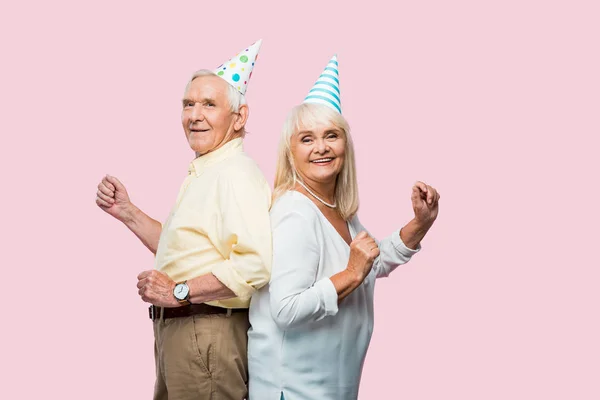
[290,120,346,186]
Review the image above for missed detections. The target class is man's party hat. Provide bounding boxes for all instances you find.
[213,39,262,95]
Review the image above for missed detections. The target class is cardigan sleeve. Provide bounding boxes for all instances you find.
[269,207,339,330]
[352,216,421,278]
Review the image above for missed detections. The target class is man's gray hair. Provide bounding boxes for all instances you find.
[184,69,247,112]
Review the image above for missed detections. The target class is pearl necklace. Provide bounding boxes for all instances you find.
[296,179,337,208]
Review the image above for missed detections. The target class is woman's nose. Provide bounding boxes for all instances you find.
[314,139,329,153]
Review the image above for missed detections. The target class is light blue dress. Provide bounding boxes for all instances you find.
[248,191,420,400]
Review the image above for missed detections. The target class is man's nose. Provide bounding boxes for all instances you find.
[190,104,204,122]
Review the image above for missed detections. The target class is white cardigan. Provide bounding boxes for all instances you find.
[248,191,420,400]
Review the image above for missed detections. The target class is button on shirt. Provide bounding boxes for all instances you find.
[154,138,272,309]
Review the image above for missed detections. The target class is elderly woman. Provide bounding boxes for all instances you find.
[248,56,440,400]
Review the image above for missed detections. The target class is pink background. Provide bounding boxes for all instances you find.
[3,0,599,398]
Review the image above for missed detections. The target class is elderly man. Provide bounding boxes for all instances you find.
[95,40,271,400]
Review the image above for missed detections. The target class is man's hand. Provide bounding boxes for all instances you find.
[411,181,440,227]
[96,175,135,222]
[137,270,179,308]
[96,174,162,253]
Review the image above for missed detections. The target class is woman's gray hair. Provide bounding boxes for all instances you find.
[273,103,359,220]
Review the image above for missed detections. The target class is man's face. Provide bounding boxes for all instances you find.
[181,75,238,156]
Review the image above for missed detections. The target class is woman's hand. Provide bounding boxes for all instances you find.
[399,181,440,250]
[346,231,380,282]
[411,181,440,226]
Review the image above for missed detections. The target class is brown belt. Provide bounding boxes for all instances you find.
[149,304,247,321]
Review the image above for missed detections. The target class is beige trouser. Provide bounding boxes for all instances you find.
[152,310,250,400]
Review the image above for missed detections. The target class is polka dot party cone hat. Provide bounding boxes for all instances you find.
[303,55,341,114]
[213,39,262,95]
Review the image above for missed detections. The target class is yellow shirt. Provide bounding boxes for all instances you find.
[154,138,272,308]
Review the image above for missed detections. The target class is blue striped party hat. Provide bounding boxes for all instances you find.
[303,55,341,114]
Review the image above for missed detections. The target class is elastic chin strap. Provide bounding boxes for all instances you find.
[290,155,299,185]
[292,169,304,187]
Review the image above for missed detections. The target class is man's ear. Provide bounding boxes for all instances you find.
[234,104,249,132]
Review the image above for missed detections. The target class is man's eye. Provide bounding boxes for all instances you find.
[185,102,194,107]
[206,103,215,107]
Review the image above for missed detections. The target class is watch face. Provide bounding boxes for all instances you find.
[174,283,189,300]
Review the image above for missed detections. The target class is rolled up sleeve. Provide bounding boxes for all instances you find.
[210,171,272,300]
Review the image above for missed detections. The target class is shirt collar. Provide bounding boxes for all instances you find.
[188,137,244,176]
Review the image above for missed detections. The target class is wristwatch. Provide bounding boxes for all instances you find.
[173,281,191,306]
